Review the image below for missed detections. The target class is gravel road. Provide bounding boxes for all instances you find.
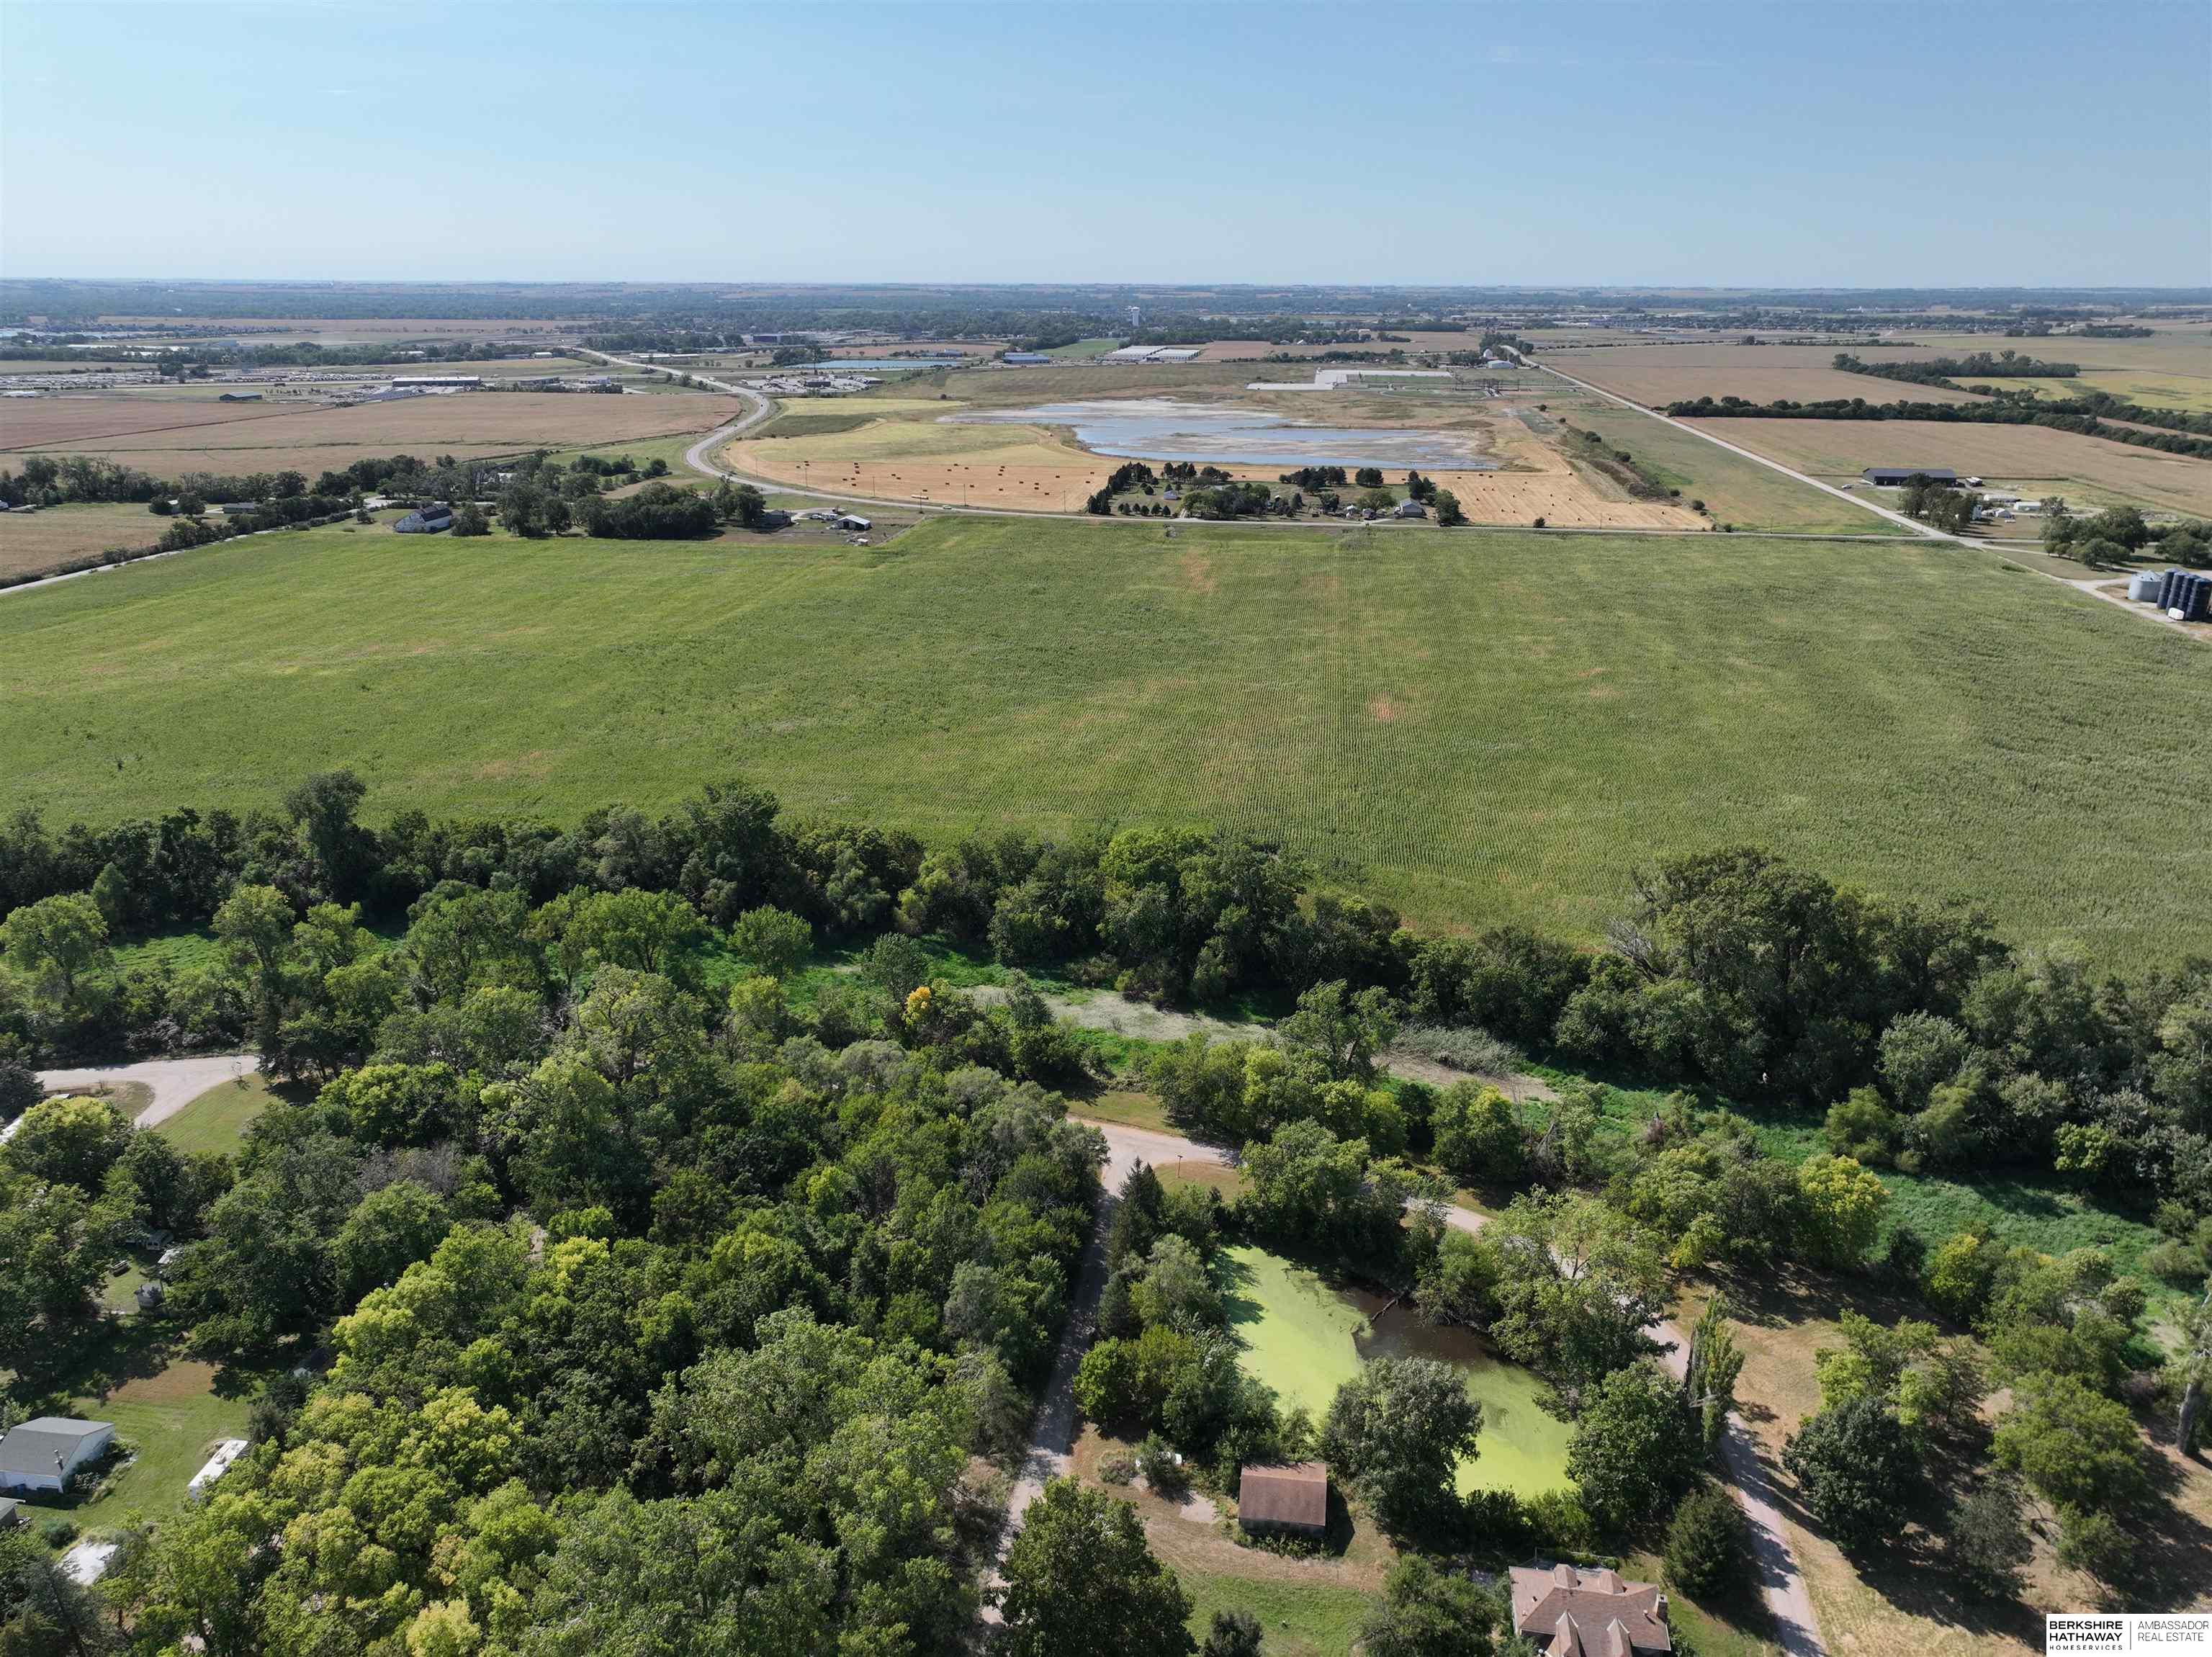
[35,1053,261,1128]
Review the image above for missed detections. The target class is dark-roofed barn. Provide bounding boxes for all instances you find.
[1236,1462,1328,1537]
[1863,467,1956,485]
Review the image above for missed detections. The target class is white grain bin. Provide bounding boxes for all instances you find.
[2128,572,2164,602]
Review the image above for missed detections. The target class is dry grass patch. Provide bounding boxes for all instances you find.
[1683,417,2212,516]
[1690,1269,2212,1653]
[1,501,167,579]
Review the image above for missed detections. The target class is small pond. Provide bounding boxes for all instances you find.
[1216,1244,1573,1496]
[948,398,1497,470]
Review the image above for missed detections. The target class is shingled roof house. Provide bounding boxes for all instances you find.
[1509,1563,1672,1656]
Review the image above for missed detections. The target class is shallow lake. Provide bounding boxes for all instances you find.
[1215,1244,1573,1496]
[948,398,1497,470]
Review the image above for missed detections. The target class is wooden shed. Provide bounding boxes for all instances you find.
[1236,1461,1328,1537]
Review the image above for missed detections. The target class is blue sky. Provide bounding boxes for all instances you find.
[3,1,2206,286]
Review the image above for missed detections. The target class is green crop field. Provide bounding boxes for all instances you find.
[2,516,2208,966]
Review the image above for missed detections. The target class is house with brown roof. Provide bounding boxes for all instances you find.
[1236,1461,1328,1537]
[1509,1563,1672,1657]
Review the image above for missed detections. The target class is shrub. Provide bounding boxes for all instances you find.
[2056,1504,2136,1599]
[1202,1608,1265,1657]
[1664,1484,1750,1599]
[1946,1478,2032,1599]
[1567,1361,1703,1528]
[1992,1372,2148,1512]
[1782,1397,1919,1553]
[40,1517,79,1547]
[1395,1023,1524,1078]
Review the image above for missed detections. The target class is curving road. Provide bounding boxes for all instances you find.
[994,1115,1826,1656]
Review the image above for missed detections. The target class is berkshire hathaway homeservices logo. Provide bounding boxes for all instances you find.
[2047,1615,2212,1652]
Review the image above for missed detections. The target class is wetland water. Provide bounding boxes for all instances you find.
[1218,1245,1572,1496]
[948,398,1497,470]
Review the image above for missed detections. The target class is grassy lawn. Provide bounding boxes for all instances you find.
[153,1074,277,1158]
[1177,1569,1375,1657]
[1070,1090,1172,1133]
[4,517,2209,968]
[16,1361,253,1543]
[1622,1550,1780,1657]
[1216,1245,1574,1497]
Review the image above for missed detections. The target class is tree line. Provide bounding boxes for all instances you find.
[4,782,2208,1214]
[1665,392,2212,458]
[1832,350,2080,386]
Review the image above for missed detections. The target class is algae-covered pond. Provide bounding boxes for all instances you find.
[1216,1244,1574,1498]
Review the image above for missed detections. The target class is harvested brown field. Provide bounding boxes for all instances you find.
[0,502,168,580]
[1683,416,2212,516]
[1867,324,2212,378]
[2,396,307,447]
[3,390,745,475]
[19,443,531,482]
[1545,343,1984,408]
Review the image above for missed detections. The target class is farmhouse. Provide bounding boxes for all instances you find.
[1509,1563,1672,1656]
[393,505,454,534]
[0,1417,114,1495]
[1236,1461,1328,1537]
[1394,498,1428,518]
[1862,467,1957,486]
